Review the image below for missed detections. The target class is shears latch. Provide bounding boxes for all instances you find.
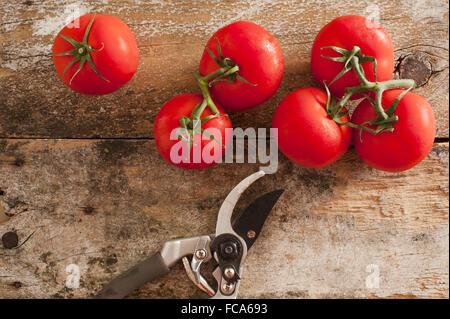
[181,235,215,296]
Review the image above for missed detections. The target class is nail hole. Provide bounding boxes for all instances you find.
[2,231,19,249]
[11,281,22,289]
[13,158,25,167]
[82,206,95,215]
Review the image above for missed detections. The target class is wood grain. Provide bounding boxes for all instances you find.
[0,139,447,298]
[0,0,448,138]
[0,0,448,299]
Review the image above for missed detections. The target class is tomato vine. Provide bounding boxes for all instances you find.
[176,41,254,146]
[322,45,415,139]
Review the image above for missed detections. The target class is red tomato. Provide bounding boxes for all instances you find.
[272,87,352,168]
[154,94,232,169]
[311,15,394,99]
[199,21,284,111]
[351,89,436,172]
[52,14,139,95]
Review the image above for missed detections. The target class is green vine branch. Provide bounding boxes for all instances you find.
[322,45,415,139]
[176,40,254,150]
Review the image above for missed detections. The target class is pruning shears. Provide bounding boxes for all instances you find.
[96,170,283,299]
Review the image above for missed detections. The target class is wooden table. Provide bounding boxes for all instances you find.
[0,0,448,299]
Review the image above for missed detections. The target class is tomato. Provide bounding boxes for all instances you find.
[272,87,352,168]
[311,15,394,99]
[198,21,284,111]
[351,89,435,172]
[154,94,232,169]
[52,14,139,95]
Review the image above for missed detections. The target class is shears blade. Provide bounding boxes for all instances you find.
[232,189,284,250]
[215,170,266,237]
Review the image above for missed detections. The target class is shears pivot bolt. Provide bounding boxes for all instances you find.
[220,241,239,259]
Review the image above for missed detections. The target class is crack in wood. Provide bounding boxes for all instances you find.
[395,44,449,52]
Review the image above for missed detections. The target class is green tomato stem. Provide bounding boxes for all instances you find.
[350,54,371,87]
[175,39,255,146]
[191,71,223,119]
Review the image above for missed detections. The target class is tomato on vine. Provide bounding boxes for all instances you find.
[311,16,436,173]
[273,15,436,172]
[199,21,284,111]
[52,14,139,95]
[272,87,352,168]
[155,21,284,169]
[311,15,394,99]
[154,93,232,170]
[351,89,436,172]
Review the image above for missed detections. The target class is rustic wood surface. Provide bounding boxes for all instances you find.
[0,0,448,299]
[1,0,449,138]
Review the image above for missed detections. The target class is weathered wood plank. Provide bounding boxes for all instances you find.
[1,0,448,138]
[0,139,447,298]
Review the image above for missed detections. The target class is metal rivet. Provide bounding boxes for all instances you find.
[221,282,235,294]
[224,266,235,279]
[195,249,207,260]
[247,230,256,239]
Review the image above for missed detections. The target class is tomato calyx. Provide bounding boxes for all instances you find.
[205,40,256,87]
[55,14,109,85]
[321,45,415,140]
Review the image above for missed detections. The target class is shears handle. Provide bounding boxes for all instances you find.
[95,252,170,299]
